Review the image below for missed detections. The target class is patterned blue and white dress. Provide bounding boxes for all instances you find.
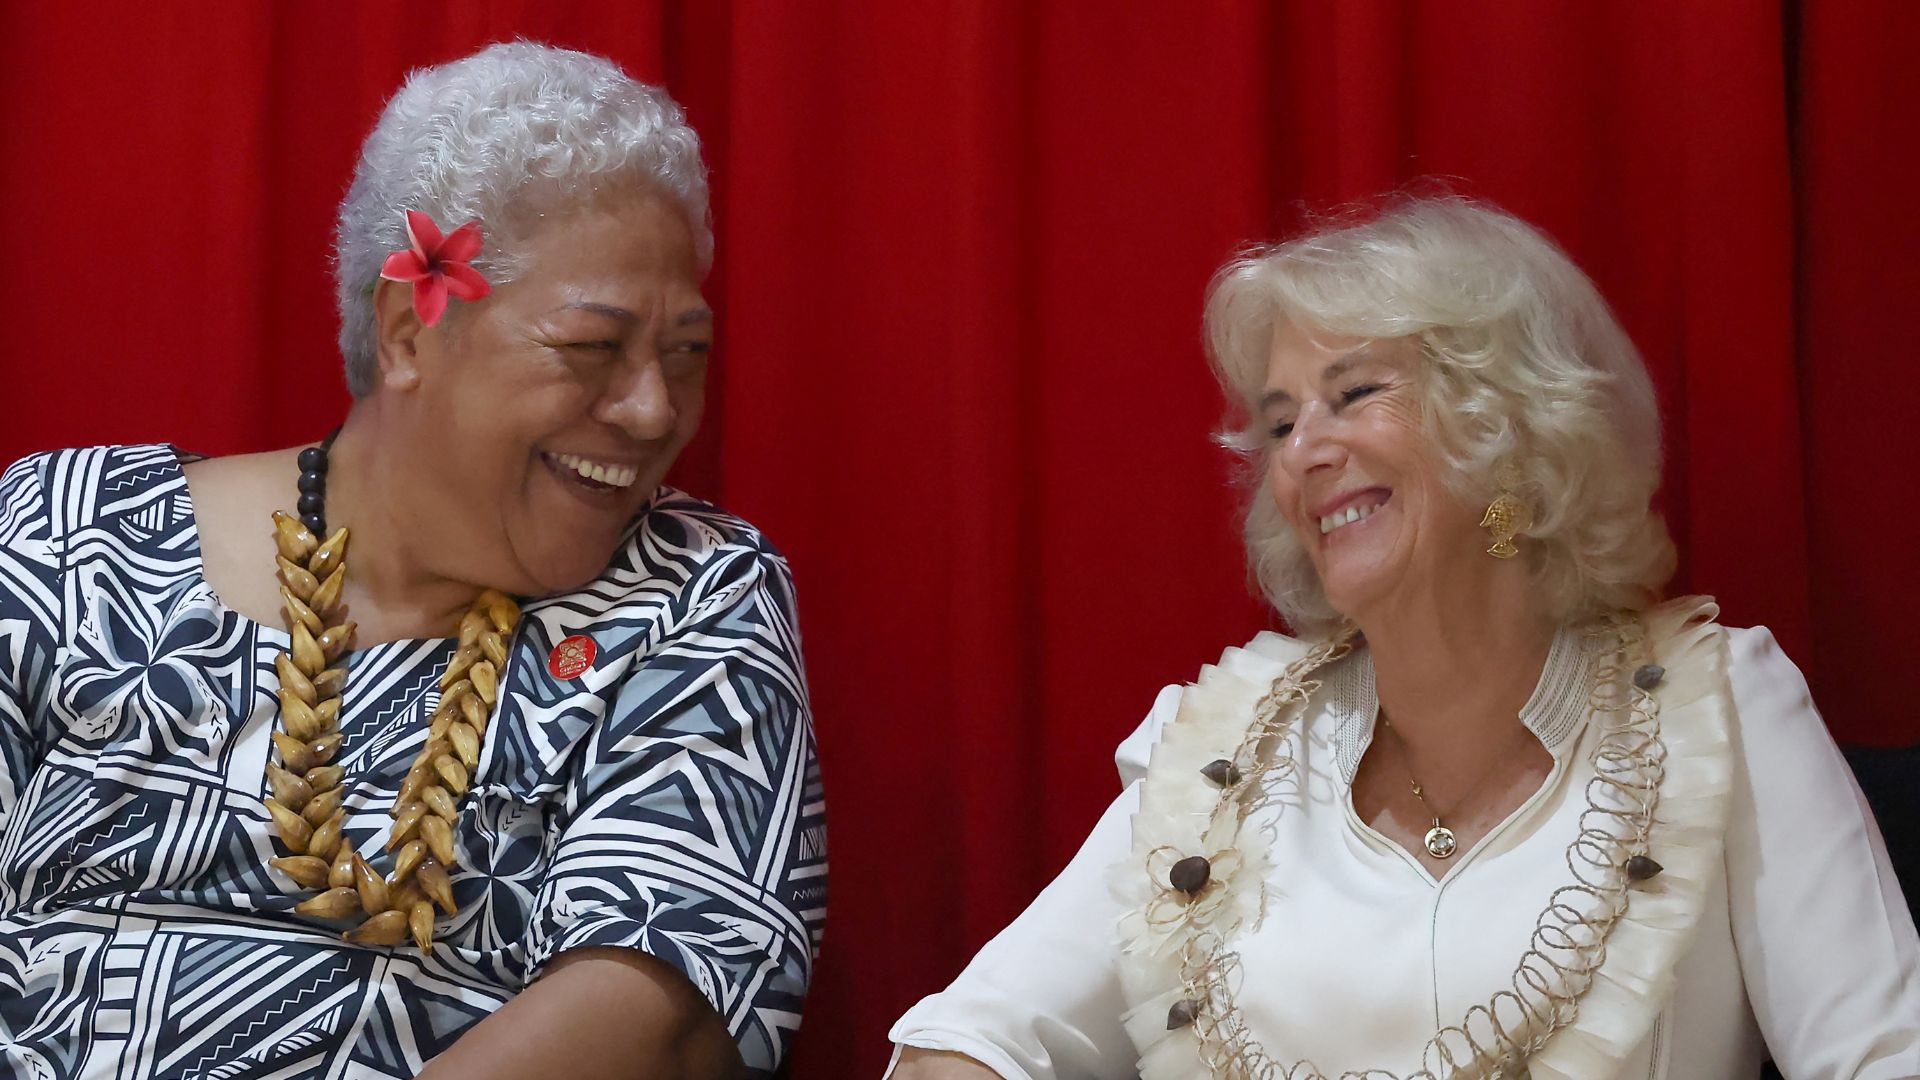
[0,443,826,1079]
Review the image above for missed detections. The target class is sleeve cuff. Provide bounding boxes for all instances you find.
[530,910,726,1009]
[885,1027,1043,1080]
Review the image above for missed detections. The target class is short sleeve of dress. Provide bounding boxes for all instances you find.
[0,453,62,833]
[521,543,823,1077]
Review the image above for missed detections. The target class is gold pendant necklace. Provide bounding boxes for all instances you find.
[1378,717,1519,861]
[261,439,520,950]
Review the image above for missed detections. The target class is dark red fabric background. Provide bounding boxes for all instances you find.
[2,3,1914,1076]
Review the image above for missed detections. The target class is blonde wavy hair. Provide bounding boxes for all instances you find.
[1206,196,1676,636]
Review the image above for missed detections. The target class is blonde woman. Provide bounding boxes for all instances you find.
[890,198,1918,1079]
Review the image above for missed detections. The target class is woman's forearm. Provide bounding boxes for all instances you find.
[891,1046,1006,1079]
[419,947,743,1080]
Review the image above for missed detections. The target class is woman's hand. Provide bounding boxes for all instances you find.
[891,1047,1005,1079]
[418,946,743,1080]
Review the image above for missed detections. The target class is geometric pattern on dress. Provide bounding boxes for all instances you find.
[0,443,825,1078]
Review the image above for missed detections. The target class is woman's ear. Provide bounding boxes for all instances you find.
[372,278,425,392]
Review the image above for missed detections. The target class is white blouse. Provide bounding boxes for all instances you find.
[888,617,1920,1078]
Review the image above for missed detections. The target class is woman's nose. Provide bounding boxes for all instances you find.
[594,356,678,441]
[1275,402,1345,478]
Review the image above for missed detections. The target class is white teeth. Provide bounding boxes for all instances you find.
[1319,500,1383,535]
[550,453,638,489]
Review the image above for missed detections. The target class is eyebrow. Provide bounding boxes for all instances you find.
[1258,349,1374,411]
[553,302,715,328]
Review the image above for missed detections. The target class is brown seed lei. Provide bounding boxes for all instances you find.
[263,506,520,952]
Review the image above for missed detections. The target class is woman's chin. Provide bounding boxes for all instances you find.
[1318,566,1394,622]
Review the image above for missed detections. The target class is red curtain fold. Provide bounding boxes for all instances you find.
[1,4,1912,1077]
[1793,0,1920,761]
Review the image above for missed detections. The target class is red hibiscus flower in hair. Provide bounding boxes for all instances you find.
[379,210,491,326]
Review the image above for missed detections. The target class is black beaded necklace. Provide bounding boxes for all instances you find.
[295,429,339,538]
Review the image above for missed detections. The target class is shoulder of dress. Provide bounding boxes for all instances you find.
[3,443,183,534]
[6,441,173,480]
[1712,624,1824,750]
[1716,622,1788,665]
[527,488,795,634]
[1,449,55,494]
[628,486,789,567]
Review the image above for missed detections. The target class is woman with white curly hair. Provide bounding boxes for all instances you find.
[890,197,1918,1078]
[0,42,821,1079]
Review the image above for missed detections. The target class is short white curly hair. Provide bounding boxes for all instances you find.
[1205,196,1676,635]
[333,41,712,397]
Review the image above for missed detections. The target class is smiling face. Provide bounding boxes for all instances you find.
[1259,323,1490,623]
[372,184,711,596]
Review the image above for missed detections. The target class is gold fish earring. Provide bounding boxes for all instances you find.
[1480,463,1532,559]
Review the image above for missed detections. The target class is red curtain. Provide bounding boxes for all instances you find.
[2,3,1913,1076]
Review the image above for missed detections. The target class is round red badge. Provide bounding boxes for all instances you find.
[548,635,597,680]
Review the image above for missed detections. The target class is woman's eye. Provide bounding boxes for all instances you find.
[663,342,713,372]
[1268,421,1295,440]
[569,340,620,352]
[1340,383,1382,405]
